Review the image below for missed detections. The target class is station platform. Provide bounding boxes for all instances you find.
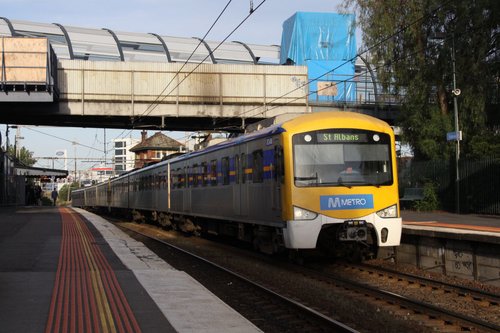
[0,206,262,333]
[402,210,500,243]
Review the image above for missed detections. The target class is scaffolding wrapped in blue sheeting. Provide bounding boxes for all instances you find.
[307,60,356,102]
[280,12,357,102]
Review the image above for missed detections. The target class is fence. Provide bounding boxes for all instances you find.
[398,157,500,215]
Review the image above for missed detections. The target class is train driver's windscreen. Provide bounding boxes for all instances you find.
[292,130,393,187]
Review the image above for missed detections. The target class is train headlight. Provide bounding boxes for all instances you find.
[293,206,318,220]
[376,204,397,218]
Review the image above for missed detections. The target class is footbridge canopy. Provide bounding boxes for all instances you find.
[0,18,314,131]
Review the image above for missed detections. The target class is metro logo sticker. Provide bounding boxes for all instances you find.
[320,194,374,210]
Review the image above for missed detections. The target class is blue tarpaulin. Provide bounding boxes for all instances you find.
[307,60,356,102]
[280,12,357,102]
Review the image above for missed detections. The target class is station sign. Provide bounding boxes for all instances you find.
[446,131,462,142]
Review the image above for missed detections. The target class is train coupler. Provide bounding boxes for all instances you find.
[338,220,368,242]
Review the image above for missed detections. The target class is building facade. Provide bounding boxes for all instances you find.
[114,137,140,174]
[130,131,185,169]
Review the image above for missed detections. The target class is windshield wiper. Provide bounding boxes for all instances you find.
[335,177,385,188]
[294,176,317,181]
[294,172,319,184]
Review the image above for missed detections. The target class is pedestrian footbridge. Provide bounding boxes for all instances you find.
[0,36,308,131]
[0,18,396,131]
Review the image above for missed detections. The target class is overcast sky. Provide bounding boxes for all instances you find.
[2,0,349,170]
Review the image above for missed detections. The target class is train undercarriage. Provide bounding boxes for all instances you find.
[118,208,379,262]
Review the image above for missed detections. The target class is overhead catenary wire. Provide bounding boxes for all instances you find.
[210,0,456,129]
[112,0,268,150]
[111,0,237,143]
[116,0,454,149]
[131,0,268,127]
[24,126,105,153]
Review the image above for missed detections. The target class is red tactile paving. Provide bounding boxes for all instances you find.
[45,208,142,333]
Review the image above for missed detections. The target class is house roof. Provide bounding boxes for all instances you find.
[130,132,184,152]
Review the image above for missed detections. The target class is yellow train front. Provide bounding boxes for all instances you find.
[280,112,401,259]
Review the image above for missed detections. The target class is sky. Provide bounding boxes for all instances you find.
[1,0,351,171]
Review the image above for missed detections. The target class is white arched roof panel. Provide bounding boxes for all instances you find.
[64,25,121,60]
[2,18,281,65]
[114,31,162,45]
[11,19,64,36]
[7,20,70,59]
[204,40,254,63]
[0,20,11,36]
[160,35,212,63]
[113,31,169,62]
[246,43,280,64]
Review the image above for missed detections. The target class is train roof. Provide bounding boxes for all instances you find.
[119,111,393,178]
[281,111,392,133]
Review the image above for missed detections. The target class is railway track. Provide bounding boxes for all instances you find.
[358,262,500,307]
[114,220,499,333]
[117,223,358,333]
[303,262,500,333]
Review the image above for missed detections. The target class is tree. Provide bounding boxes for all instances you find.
[58,182,79,204]
[7,144,37,166]
[343,0,499,160]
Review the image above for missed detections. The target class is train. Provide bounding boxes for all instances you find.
[72,111,402,260]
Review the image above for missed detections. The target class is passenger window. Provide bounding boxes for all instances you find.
[253,150,263,183]
[201,162,208,186]
[234,155,240,184]
[193,164,199,187]
[241,153,246,184]
[210,160,218,186]
[222,157,230,185]
[182,167,188,188]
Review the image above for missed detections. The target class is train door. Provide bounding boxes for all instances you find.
[182,165,191,212]
[232,152,241,215]
[272,144,283,215]
[167,162,171,211]
[239,148,249,217]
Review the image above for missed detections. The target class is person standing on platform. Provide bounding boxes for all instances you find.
[51,188,58,206]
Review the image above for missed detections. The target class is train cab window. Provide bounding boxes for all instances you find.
[293,130,393,187]
[210,160,218,186]
[252,150,264,183]
[222,157,230,185]
[201,162,208,186]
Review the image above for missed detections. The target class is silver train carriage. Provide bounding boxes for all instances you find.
[72,111,402,258]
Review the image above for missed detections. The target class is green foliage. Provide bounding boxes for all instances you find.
[343,0,499,160]
[7,144,37,166]
[412,182,440,211]
[58,182,80,204]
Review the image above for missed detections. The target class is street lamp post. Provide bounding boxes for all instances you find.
[432,32,461,214]
[451,35,461,214]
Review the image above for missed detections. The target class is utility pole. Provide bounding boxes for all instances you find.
[73,141,77,184]
[15,126,23,159]
[451,35,461,214]
[104,128,107,167]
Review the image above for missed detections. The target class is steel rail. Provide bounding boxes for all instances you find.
[119,224,359,333]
